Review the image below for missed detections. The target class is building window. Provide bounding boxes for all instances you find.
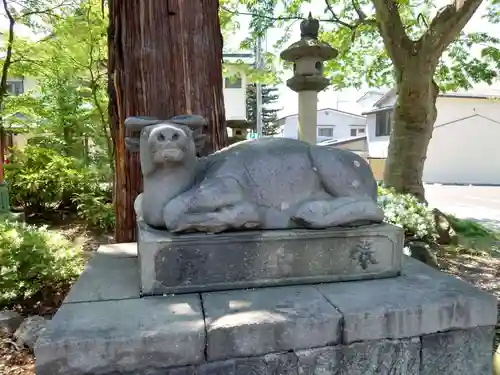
[358,128,365,134]
[224,77,242,89]
[375,109,392,136]
[318,127,334,138]
[350,128,357,137]
[6,80,24,96]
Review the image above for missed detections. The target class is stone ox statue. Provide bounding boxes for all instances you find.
[125,115,384,233]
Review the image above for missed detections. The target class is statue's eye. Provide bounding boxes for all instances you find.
[157,133,165,142]
[172,133,179,141]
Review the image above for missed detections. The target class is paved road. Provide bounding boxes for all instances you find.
[425,184,500,232]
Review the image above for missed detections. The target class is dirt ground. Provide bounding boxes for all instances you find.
[1,228,499,375]
[438,247,500,348]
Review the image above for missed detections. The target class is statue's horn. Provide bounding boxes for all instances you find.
[170,114,206,127]
[124,116,163,131]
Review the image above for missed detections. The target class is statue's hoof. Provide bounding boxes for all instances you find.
[243,221,261,229]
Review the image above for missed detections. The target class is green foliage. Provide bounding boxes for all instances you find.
[5,145,114,230]
[229,0,500,91]
[73,183,115,231]
[1,0,113,229]
[378,185,437,243]
[447,215,500,240]
[2,0,111,167]
[5,146,84,212]
[0,218,83,306]
[246,83,282,135]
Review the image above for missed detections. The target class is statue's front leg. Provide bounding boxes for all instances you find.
[164,177,262,233]
[292,196,384,229]
[170,202,261,233]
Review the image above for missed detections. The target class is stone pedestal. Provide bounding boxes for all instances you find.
[35,244,497,375]
[137,221,404,295]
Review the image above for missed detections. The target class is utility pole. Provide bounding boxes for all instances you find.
[255,34,263,138]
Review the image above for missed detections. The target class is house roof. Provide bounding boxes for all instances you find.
[362,88,500,115]
[318,135,367,147]
[434,113,500,129]
[277,107,365,122]
[361,106,394,115]
[356,89,387,103]
[223,53,254,65]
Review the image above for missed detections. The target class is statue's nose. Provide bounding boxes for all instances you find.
[157,130,182,142]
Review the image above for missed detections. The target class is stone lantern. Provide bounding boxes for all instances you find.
[280,13,337,144]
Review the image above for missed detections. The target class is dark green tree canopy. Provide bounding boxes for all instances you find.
[246,83,282,136]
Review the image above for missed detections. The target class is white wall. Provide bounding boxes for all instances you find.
[366,113,389,158]
[223,65,247,121]
[424,115,500,184]
[282,108,366,143]
[366,96,500,184]
[367,96,500,158]
[23,77,38,93]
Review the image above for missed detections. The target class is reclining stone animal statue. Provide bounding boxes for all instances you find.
[125,115,385,233]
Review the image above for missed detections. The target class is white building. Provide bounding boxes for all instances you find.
[222,53,251,125]
[363,88,500,185]
[278,108,367,143]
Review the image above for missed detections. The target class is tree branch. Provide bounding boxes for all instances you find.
[221,3,377,35]
[351,0,368,21]
[1,0,15,99]
[421,0,483,58]
[19,1,72,18]
[220,6,329,23]
[324,0,355,29]
[371,0,413,66]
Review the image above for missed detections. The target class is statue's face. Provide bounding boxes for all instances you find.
[147,123,194,164]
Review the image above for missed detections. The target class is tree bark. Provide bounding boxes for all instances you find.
[108,0,227,242]
[383,61,438,201]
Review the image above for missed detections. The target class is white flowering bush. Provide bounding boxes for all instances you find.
[378,186,437,243]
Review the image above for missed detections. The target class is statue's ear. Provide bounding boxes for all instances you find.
[125,137,140,152]
[193,132,207,152]
[175,124,207,154]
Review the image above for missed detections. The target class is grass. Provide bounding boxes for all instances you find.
[445,215,500,256]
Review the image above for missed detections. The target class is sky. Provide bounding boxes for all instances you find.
[1,0,498,118]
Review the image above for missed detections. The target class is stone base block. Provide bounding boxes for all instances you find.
[35,245,498,375]
[138,221,404,295]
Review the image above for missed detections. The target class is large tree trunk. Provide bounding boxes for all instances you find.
[383,62,438,201]
[372,0,482,202]
[108,0,227,243]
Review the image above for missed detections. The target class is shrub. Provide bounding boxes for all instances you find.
[72,181,115,231]
[5,146,115,230]
[0,218,83,307]
[377,186,437,243]
[5,146,83,212]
